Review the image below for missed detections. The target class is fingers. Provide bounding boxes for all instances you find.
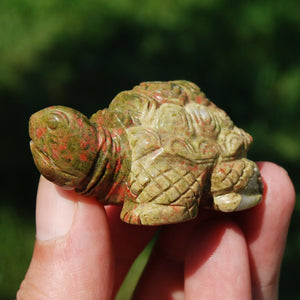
[185,219,252,300]
[132,244,184,300]
[132,213,214,299]
[236,162,295,299]
[20,162,293,299]
[17,177,114,300]
[105,205,157,296]
[132,222,194,300]
[134,215,252,300]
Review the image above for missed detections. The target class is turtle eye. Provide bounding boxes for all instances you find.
[48,112,67,130]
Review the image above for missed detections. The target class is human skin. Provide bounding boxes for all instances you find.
[16,162,295,300]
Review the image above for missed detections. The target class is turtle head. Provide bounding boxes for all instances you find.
[29,106,99,189]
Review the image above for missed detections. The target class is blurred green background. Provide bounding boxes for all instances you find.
[0,0,299,299]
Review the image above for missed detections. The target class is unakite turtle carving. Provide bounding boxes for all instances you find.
[29,80,263,225]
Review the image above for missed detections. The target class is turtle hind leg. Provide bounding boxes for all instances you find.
[120,200,198,225]
[210,158,263,212]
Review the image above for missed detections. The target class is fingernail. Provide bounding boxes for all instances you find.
[36,177,76,241]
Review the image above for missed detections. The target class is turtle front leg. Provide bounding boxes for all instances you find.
[120,199,198,225]
[210,158,263,212]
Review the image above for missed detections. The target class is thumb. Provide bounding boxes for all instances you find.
[17,177,114,300]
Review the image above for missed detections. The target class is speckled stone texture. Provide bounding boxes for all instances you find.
[29,80,263,225]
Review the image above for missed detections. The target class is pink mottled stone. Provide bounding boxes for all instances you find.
[29,80,263,225]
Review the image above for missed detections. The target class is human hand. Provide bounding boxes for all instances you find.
[17,162,295,299]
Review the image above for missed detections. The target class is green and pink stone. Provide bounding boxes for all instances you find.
[29,80,263,225]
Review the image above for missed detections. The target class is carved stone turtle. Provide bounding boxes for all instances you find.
[29,80,263,225]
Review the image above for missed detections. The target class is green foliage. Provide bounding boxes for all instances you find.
[0,0,299,298]
[0,204,35,299]
[116,235,157,300]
